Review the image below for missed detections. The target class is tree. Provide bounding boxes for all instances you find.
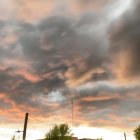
[97,138,103,140]
[134,125,140,140]
[45,124,73,140]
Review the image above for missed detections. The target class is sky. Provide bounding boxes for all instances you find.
[0,0,140,140]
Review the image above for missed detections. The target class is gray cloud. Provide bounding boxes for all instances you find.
[109,1,140,80]
[0,0,140,130]
[12,12,110,87]
[68,82,140,127]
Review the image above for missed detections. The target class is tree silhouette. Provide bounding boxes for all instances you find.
[97,138,103,140]
[134,125,140,140]
[45,124,73,140]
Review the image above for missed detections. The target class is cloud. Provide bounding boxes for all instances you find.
[69,82,140,127]
[109,1,140,82]
[0,0,140,136]
[39,14,109,86]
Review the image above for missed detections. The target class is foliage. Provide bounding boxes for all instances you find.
[45,124,73,140]
[97,138,103,140]
[134,125,140,140]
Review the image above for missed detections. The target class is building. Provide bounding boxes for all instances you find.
[79,138,99,140]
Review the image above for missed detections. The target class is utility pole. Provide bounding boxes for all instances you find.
[23,113,29,140]
[124,132,127,140]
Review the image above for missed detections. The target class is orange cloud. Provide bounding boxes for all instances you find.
[80,94,122,102]
[14,69,41,83]
[69,0,114,15]
[111,46,140,84]
[0,34,17,48]
[3,59,41,83]
[15,0,55,22]
[65,67,104,87]
[0,0,16,20]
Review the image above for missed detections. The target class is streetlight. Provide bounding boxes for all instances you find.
[15,129,23,140]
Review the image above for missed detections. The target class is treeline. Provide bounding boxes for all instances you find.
[11,124,140,140]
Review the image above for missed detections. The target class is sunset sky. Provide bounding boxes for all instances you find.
[0,0,140,140]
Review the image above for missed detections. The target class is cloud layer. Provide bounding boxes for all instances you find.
[0,0,140,139]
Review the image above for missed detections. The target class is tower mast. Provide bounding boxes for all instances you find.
[71,101,74,127]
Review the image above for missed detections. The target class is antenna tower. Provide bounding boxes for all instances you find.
[71,101,74,127]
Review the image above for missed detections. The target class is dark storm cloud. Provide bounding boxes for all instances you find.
[14,13,110,87]
[0,5,139,116]
[39,14,109,86]
[0,19,108,117]
[0,0,140,129]
[109,1,140,79]
[91,72,111,81]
